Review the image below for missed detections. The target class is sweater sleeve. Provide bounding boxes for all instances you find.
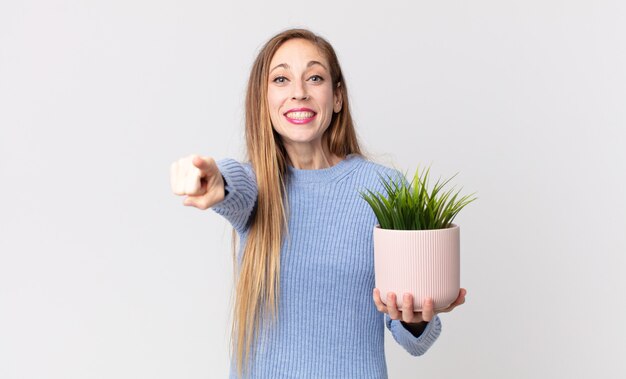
[211,158,258,235]
[385,314,442,356]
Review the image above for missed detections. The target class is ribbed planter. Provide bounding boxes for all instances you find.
[373,224,460,312]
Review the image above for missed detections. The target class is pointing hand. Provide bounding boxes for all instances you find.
[170,155,225,210]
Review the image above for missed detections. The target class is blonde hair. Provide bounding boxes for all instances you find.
[232,28,362,376]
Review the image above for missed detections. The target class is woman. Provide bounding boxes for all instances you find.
[170,28,466,378]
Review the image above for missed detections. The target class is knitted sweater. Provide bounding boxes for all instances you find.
[212,154,442,379]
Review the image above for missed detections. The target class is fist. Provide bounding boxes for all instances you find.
[170,155,225,210]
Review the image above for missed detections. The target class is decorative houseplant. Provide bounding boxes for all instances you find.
[360,166,477,312]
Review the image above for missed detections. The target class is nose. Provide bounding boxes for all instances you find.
[291,80,309,100]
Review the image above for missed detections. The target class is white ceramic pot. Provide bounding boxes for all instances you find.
[373,224,460,312]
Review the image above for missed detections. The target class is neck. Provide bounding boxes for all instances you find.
[284,142,342,170]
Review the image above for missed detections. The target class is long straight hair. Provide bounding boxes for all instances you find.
[232,28,362,376]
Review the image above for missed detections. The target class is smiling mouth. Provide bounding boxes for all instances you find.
[284,111,317,124]
[285,111,316,119]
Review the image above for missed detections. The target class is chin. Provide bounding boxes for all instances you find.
[277,129,320,143]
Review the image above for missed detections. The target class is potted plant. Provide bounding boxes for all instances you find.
[360,166,477,312]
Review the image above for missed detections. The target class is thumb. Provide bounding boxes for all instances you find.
[191,155,213,175]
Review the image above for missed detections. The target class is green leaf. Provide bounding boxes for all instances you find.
[360,165,477,230]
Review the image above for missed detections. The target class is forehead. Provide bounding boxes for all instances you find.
[269,38,329,68]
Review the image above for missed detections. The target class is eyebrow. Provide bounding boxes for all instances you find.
[269,60,328,73]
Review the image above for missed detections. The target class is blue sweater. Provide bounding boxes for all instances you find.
[212,154,441,378]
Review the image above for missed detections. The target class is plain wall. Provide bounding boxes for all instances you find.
[1,0,625,378]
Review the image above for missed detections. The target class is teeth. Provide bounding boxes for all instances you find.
[286,111,315,119]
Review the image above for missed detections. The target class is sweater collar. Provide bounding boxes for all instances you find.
[286,153,362,184]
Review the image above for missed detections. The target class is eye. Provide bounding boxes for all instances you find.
[309,75,324,82]
[273,76,288,84]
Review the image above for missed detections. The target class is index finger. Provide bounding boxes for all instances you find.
[372,288,388,313]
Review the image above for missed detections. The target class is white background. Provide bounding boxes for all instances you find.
[1,1,625,378]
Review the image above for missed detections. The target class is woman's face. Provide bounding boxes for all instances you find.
[267,38,342,151]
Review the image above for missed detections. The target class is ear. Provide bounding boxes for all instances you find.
[333,82,343,113]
